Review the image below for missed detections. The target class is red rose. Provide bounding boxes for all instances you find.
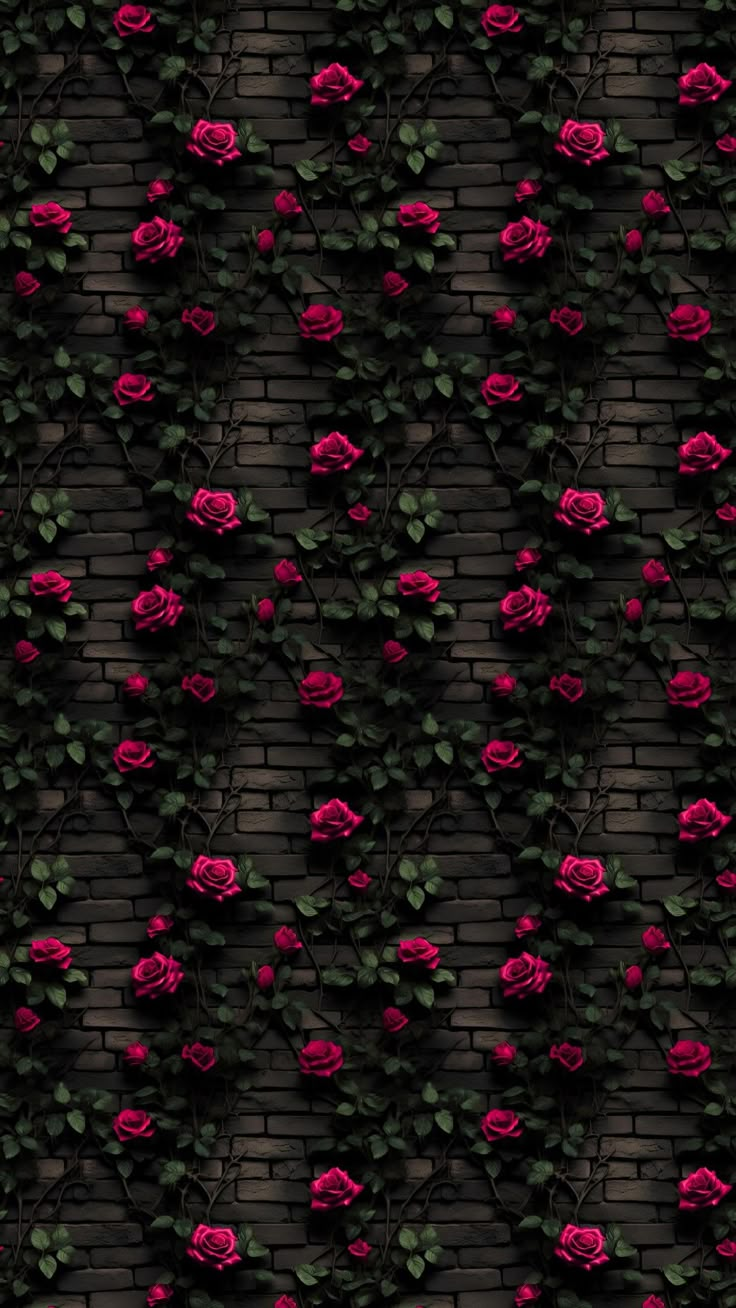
[147,914,173,938]
[550,1042,584,1071]
[678,1167,731,1210]
[348,1239,372,1259]
[187,120,241,165]
[147,1286,173,1306]
[480,4,523,35]
[555,119,609,165]
[396,202,441,233]
[275,1298,298,1308]
[298,671,344,708]
[29,202,72,234]
[499,952,551,998]
[716,503,736,522]
[131,586,184,632]
[383,1006,408,1032]
[131,952,184,998]
[382,271,408,297]
[348,870,372,891]
[554,488,607,533]
[123,673,148,697]
[500,586,552,633]
[147,547,173,571]
[514,179,541,202]
[678,62,731,106]
[257,597,275,623]
[256,229,275,253]
[491,673,516,696]
[642,190,670,217]
[516,548,541,572]
[666,1039,711,1077]
[299,304,344,341]
[491,306,516,330]
[624,229,643,253]
[123,1041,149,1066]
[717,1241,736,1259]
[678,798,731,842]
[491,1041,516,1066]
[15,640,40,664]
[112,4,155,36]
[624,597,643,622]
[549,306,584,335]
[397,570,440,602]
[310,1167,364,1210]
[515,914,541,937]
[480,740,522,772]
[182,306,216,336]
[643,1298,666,1308]
[499,217,551,263]
[641,559,670,587]
[555,854,608,901]
[309,62,363,106]
[187,1224,241,1270]
[29,937,71,969]
[480,1108,522,1140]
[298,1039,344,1076]
[15,271,40,296]
[113,373,154,407]
[187,488,239,533]
[181,674,217,702]
[310,432,363,475]
[310,798,363,842]
[274,926,302,955]
[257,964,275,991]
[678,431,730,474]
[274,559,303,587]
[29,570,72,603]
[717,135,736,153]
[273,190,303,217]
[625,964,643,990]
[347,135,372,153]
[717,870,736,891]
[348,503,372,523]
[641,926,669,956]
[549,674,584,702]
[182,1042,217,1071]
[14,1007,40,1033]
[397,937,440,970]
[146,178,173,202]
[666,671,711,708]
[187,855,240,901]
[480,373,523,406]
[514,1287,542,1306]
[131,217,183,263]
[113,1108,155,1142]
[555,1224,609,1270]
[667,304,712,341]
[124,306,148,331]
[383,639,408,664]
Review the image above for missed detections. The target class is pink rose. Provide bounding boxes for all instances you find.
[187,120,241,165]
[187,1224,241,1270]
[397,202,441,233]
[480,373,523,406]
[182,1042,217,1072]
[499,952,552,998]
[310,798,363,842]
[666,671,711,708]
[274,559,302,587]
[29,571,72,603]
[490,1041,516,1066]
[14,1007,40,1033]
[147,914,173,938]
[15,640,40,664]
[275,1298,298,1308]
[514,1287,542,1306]
[717,1240,736,1259]
[123,673,148,697]
[15,271,40,296]
[187,488,239,533]
[491,306,516,330]
[549,306,584,335]
[625,964,643,990]
[113,740,155,772]
[555,854,608,902]
[309,63,363,106]
[717,870,736,891]
[310,432,363,475]
[678,431,730,474]
[257,229,275,253]
[500,586,552,633]
[514,179,541,202]
[642,1299,665,1308]
[480,1108,522,1140]
[131,217,183,263]
[515,915,541,938]
[383,1006,408,1032]
[716,503,736,522]
[131,586,184,632]
[348,870,371,892]
[348,1239,372,1259]
[29,937,71,969]
[187,855,240,901]
[310,1167,363,1210]
[555,1224,609,1270]
[181,306,216,336]
[383,639,408,664]
[147,547,172,571]
[273,190,303,218]
[29,202,72,234]
[113,373,154,407]
[146,1286,173,1306]
[716,135,736,153]
[678,1167,731,1210]
[131,952,184,998]
[123,306,148,330]
[499,217,552,263]
[397,937,440,970]
[678,798,731,842]
[549,674,585,702]
[112,4,155,36]
[678,62,731,106]
[274,926,302,956]
[490,672,516,696]
[397,570,440,603]
[515,547,541,570]
[257,964,275,991]
[480,4,523,35]
[642,190,670,217]
[146,178,173,202]
[667,304,712,341]
[550,1042,584,1072]
[554,488,607,533]
[642,926,669,956]
[641,559,670,587]
[123,1041,149,1066]
[181,673,216,702]
[555,119,609,166]
[113,1108,155,1142]
[348,503,372,523]
[480,740,522,772]
[298,671,344,708]
[666,1040,711,1077]
[347,135,372,153]
[298,1039,344,1076]
[625,597,643,623]
[624,229,643,253]
[257,597,275,623]
[299,305,344,341]
[382,271,408,297]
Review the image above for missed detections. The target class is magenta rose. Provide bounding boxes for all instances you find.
[716,503,736,522]
[397,937,440,970]
[113,373,154,406]
[348,503,372,523]
[499,217,552,263]
[491,306,517,330]
[131,586,184,632]
[147,914,173,938]
[257,597,275,623]
[515,178,541,202]
[499,952,552,998]
[481,1108,522,1141]
[309,62,364,106]
[187,1224,241,1270]
[347,134,372,153]
[274,559,303,587]
[383,639,408,664]
[146,547,173,572]
[29,937,71,969]
[187,119,241,165]
[515,914,541,937]
[678,62,731,106]
[299,305,344,341]
[15,640,40,664]
[113,1108,155,1142]
[182,674,216,702]
[29,202,72,233]
[274,190,302,217]
[717,134,736,153]
[624,229,643,253]
[186,487,239,534]
[624,598,643,623]
[298,671,344,708]
[678,431,730,474]
[256,229,275,253]
[146,1287,173,1306]
[187,855,240,901]
[257,964,275,990]
[348,870,371,891]
[555,854,608,902]
[480,373,523,406]
[717,1241,736,1259]
[123,1041,149,1066]
[666,671,711,708]
[480,740,522,772]
[310,432,363,475]
[642,926,669,955]
[131,952,184,998]
[274,926,302,956]
[182,1042,217,1072]
[123,673,148,697]
[112,4,155,36]
[383,1006,408,1032]
[347,1239,372,1260]
[549,674,584,702]
[550,306,584,335]
[397,570,440,602]
[397,202,441,233]
[113,739,154,772]
[550,1042,584,1072]
[491,672,516,696]
[299,1039,344,1076]
[678,1167,732,1210]
[275,1298,298,1308]
[147,178,173,202]
[383,271,408,296]
[310,1166,364,1210]
[515,547,541,570]
[642,1298,666,1308]
[678,798,731,842]
[124,306,148,330]
[500,586,552,633]
[29,570,72,602]
[480,4,523,35]
[555,119,609,165]
[14,1007,40,1033]
[667,1040,711,1077]
[15,271,40,296]
[490,1041,516,1066]
[554,488,607,533]
[514,1287,542,1306]
[667,304,712,341]
[717,870,736,891]
[310,798,363,842]
[131,217,183,263]
[641,559,670,587]
[181,306,216,336]
[642,190,671,217]
[625,964,643,990]
[555,1224,609,1270]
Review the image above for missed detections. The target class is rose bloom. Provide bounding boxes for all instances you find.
[113,740,155,773]
[112,4,155,36]
[666,305,712,341]
[549,674,585,702]
[397,201,441,233]
[274,926,302,956]
[29,201,72,233]
[480,1108,522,1140]
[716,503,736,523]
[554,488,607,533]
[678,62,732,106]
[146,914,173,938]
[187,855,240,901]
[146,547,172,571]
[274,559,303,587]
[131,586,184,633]
[491,306,517,330]
[273,190,303,218]
[383,271,408,297]
[131,952,184,998]
[15,271,40,296]
[347,1239,372,1259]
[310,798,363,842]
[678,798,731,842]
[666,671,711,708]
[275,1296,297,1308]
[257,229,275,253]
[397,570,441,603]
[624,597,643,622]
[514,1288,542,1307]
[555,854,608,902]
[666,1039,711,1077]
[14,1007,40,1034]
[716,135,736,154]
[555,118,610,165]
[480,740,523,772]
[678,1167,732,1210]
[113,373,154,406]
[182,1042,217,1072]
[515,914,540,937]
[113,1108,155,1142]
[131,217,183,263]
[310,431,363,475]
[298,304,344,341]
[298,1039,344,1076]
[256,597,275,623]
[515,547,541,571]
[347,135,372,153]
[642,1298,665,1308]
[187,1224,242,1271]
[123,673,148,697]
[515,178,541,203]
[396,935,442,971]
[257,964,274,991]
[624,229,643,253]
[717,870,736,891]
[549,305,584,336]
[309,62,364,106]
[147,1287,173,1307]
[555,1224,609,1270]
[491,672,516,696]
[147,178,173,202]
[500,586,552,633]
[123,1041,149,1067]
[348,503,372,523]
[641,926,670,955]
[499,952,552,998]
[383,639,408,664]
[298,670,344,708]
[187,487,239,533]
[641,559,670,587]
[490,1041,516,1066]
[383,1006,408,1032]
[181,673,216,702]
[499,217,552,262]
[29,570,72,603]
[348,869,371,891]
[310,1167,364,1210]
[187,119,241,165]
[717,1240,736,1259]
[480,373,523,406]
[642,190,671,217]
[678,431,730,474]
[182,306,216,336]
[480,4,523,36]
[550,1042,584,1072]
[15,640,40,664]
[625,964,643,990]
